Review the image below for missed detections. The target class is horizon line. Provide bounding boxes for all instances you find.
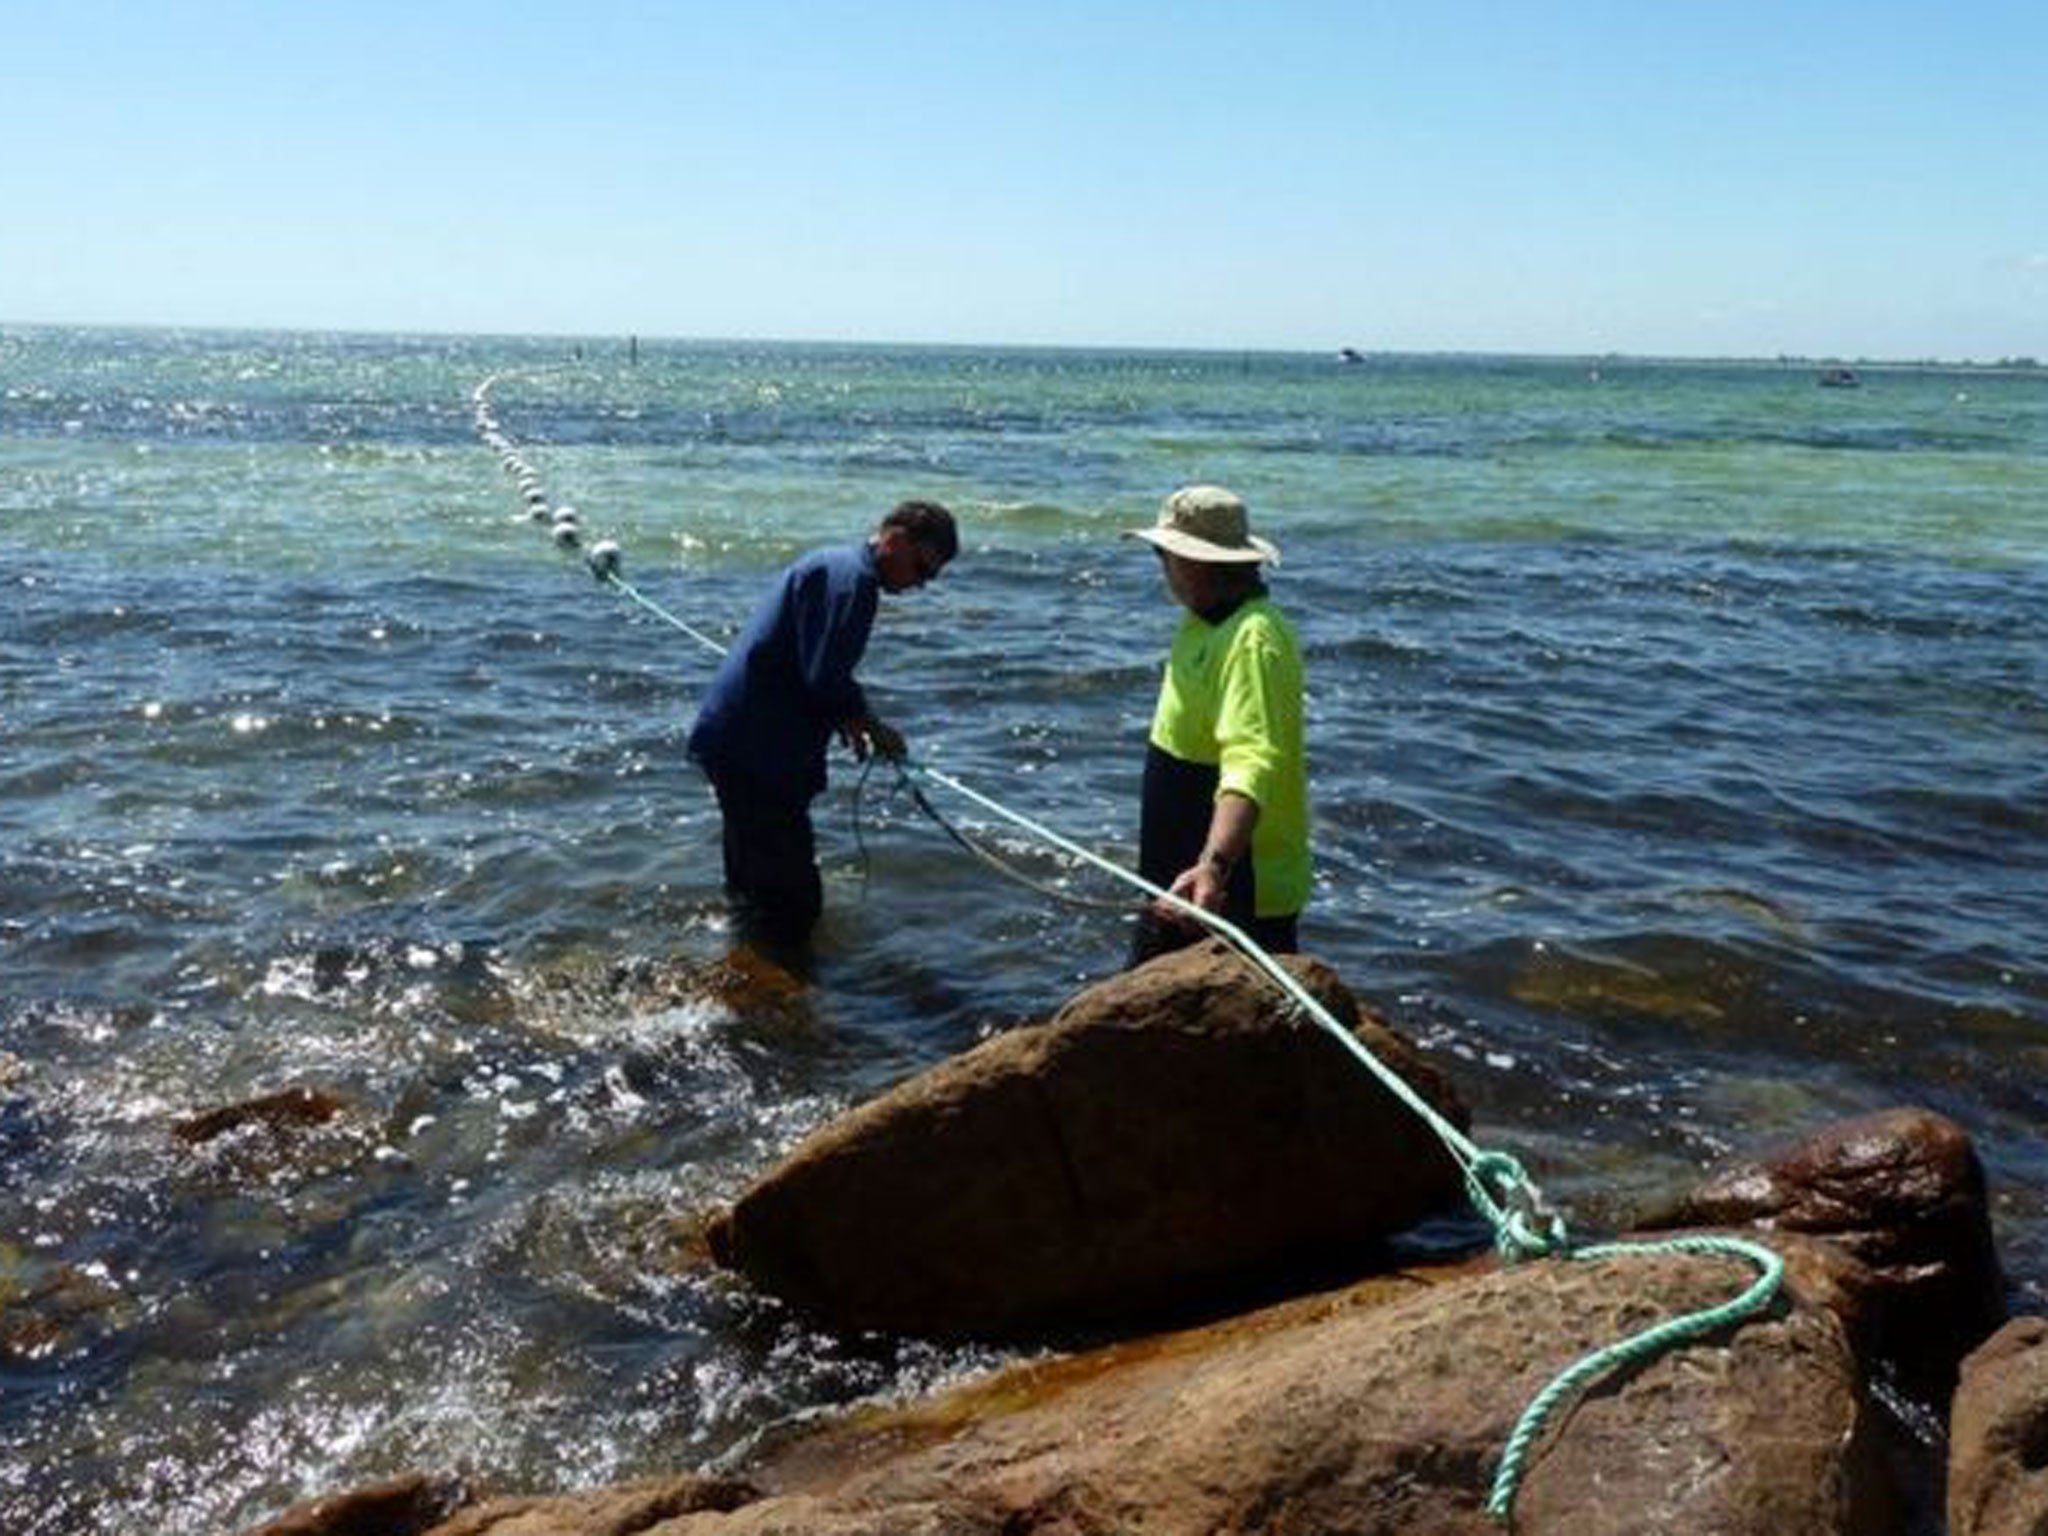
[2,316,2039,372]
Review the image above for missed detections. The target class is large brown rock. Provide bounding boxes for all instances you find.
[1641,1105,2005,1393]
[295,1241,1900,1536]
[1949,1315,2048,1536]
[706,941,1470,1338]
[727,1244,1897,1536]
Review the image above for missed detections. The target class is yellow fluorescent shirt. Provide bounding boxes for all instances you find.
[1148,596,1311,916]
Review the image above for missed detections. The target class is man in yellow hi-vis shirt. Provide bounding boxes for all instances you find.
[1123,485,1310,968]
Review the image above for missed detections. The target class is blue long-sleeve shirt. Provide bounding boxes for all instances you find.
[687,544,879,803]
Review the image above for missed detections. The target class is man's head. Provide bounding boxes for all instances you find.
[1126,485,1276,612]
[873,499,958,593]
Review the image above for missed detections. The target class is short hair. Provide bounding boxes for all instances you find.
[882,499,958,561]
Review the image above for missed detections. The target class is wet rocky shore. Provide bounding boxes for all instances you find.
[219,942,2040,1534]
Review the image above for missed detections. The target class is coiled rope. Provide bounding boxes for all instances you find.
[469,374,1785,1523]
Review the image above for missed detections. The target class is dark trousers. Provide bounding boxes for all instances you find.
[1127,743,1298,969]
[709,776,822,948]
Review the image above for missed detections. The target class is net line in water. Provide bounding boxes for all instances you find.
[467,372,1784,1524]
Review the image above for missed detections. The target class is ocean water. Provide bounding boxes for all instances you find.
[3,326,2044,1533]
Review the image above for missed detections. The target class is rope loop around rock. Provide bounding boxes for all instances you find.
[1465,1149,1570,1263]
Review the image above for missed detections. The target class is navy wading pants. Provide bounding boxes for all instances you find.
[1126,742,1299,969]
[709,776,822,947]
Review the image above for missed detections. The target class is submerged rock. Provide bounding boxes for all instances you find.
[707,940,1471,1338]
[514,945,819,1044]
[0,1261,131,1365]
[170,1084,375,1188]
[172,1086,350,1145]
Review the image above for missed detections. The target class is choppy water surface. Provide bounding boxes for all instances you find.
[3,327,2045,1533]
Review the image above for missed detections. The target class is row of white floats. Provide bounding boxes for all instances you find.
[470,376,621,581]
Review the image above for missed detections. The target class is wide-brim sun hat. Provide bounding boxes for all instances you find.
[1124,484,1280,566]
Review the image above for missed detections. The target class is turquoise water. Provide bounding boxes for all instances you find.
[3,326,2045,1533]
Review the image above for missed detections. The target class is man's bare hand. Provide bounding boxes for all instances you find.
[839,716,906,763]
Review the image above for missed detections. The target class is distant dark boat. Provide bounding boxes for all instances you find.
[1818,367,1861,388]
[1337,347,1365,365]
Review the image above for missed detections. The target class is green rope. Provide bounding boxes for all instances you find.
[470,376,1786,1526]
[903,761,1523,1221]
[1484,1234,1786,1519]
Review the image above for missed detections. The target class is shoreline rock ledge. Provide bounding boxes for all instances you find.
[707,938,1473,1339]
[253,1240,1905,1535]
[240,946,2028,1535]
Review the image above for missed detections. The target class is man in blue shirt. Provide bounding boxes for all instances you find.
[688,500,957,947]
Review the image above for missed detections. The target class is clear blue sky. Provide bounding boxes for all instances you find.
[5,0,2043,359]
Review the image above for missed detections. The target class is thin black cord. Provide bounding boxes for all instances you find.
[880,761,1130,912]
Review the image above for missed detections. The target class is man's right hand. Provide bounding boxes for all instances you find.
[839,716,906,763]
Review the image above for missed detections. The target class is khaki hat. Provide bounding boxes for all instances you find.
[1125,485,1280,566]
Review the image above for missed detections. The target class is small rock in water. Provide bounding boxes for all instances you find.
[172,1086,348,1144]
